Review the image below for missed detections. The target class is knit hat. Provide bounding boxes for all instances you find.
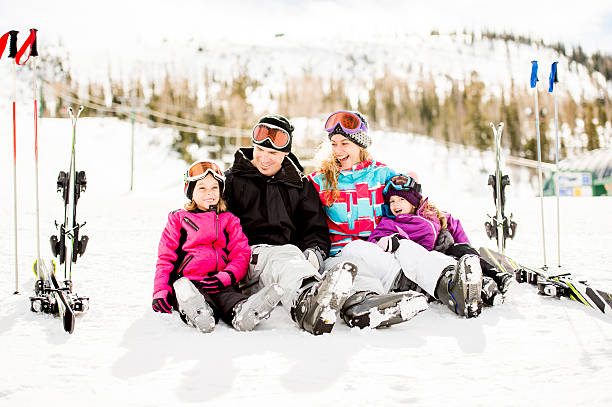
[383,173,422,207]
[384,188,422,208]
[254,114,294,153]
[327,111,372,148]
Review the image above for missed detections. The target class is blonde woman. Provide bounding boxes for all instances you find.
[309,111,484,324]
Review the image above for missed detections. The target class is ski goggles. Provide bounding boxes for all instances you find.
[324,111,367,135]
[382,174,421,196]
[184,160,226,184]
[252,123,291,149]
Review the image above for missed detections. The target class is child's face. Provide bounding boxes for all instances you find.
[192,174,220,210]
[389,195,415,216]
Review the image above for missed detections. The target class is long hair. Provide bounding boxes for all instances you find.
[419,200,448,229]
[319,149,372,207]
[184,196,227,213]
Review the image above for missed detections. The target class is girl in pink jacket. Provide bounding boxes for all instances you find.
[152,161,283,333]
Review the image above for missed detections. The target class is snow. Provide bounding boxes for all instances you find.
[1,113,612,406]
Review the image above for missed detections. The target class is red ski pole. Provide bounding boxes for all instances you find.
[7,30,20,294]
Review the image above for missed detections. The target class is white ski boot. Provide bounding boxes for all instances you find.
[232,283,284,332]
[173,277,215,333]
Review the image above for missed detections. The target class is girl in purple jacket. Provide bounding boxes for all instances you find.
[368,174,513,305]
[152,160,283,333]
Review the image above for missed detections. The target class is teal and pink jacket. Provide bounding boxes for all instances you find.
[154,209,250,297]
[309,160,395,256]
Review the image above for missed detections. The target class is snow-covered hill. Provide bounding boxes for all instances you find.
[1,115,611,406]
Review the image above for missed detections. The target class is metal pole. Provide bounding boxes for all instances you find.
[34,56,41,267]
[12,61,19,294]
[130,110,135,191]
[549,62,561,269]
[534,80,548,269]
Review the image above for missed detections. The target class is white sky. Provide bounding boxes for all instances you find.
[3,0,612,53]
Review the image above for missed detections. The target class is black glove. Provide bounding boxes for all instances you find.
[303,246,325,274]
[377,234,402,253]
[152,290,172,313]
[200,271,233,293]
[434,228,455,252]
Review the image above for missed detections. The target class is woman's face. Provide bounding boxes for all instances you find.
[192,174,220,210]
[330,134,362,170]
[389,195,415,216]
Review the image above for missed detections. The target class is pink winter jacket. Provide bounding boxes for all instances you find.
[153,209,251,297]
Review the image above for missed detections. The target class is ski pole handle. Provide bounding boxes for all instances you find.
[0,31,17,59]
[15,29,37,65]
[9,30,19,58]
[548,61,558,93]
[30,28,38,57]
[530,61,538,88]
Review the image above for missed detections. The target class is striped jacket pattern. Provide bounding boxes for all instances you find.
[309,160,395,256]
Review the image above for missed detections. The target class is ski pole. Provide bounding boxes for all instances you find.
[29,29,42,269]
[489,122,505,254]
[531,60,547,269]
[549,61,561,268]
[8,30,19,294]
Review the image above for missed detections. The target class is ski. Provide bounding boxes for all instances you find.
[35,105,89,333]
[479,247,612,318]
[30,260,76,333]
[484,122,517,252]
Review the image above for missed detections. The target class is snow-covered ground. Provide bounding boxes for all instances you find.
[1,116,611,406]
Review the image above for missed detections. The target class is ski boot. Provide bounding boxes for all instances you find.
[481,277,504,306]
[435,254,483,318]
[340,290,429,329]
[291,261,357,335]
[173,277,215,333]
[232,283,284,332]
[492,271,514,294]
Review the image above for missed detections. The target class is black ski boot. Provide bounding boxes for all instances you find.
[481,276,504,306]
[291,261,357,335]
[492,271,514,294]
[435,254,483,318]
[340,290,428,329]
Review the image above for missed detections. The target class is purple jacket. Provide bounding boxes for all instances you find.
[154,209,251,297]
[368,200,469,251]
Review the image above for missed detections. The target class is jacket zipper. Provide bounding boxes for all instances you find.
[214,212,219,272]
[177,254,194,278]
[183,216,199,231]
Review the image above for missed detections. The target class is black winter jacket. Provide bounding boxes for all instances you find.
[224,148,331,257]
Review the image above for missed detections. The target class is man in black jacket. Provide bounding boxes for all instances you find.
[224,114,357,335]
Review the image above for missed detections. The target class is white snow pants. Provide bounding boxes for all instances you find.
[394,239,456,297]
[242,244,320,313]
[336,239,456,297]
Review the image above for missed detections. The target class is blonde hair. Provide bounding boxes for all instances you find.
[419,200,448,229]
[318,149,372,206]
[184,196,227,213]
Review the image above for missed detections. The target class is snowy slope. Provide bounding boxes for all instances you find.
[1,116,611,406]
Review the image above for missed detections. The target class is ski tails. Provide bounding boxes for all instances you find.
[479,247,612,318]
[31,260,76,334]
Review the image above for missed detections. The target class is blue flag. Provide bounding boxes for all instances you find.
[530,61,538,88]
[548,62,558,92]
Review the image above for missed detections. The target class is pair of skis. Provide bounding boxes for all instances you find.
[479,247,612,318]
[485,122,517,253]
[30,106,89,334]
